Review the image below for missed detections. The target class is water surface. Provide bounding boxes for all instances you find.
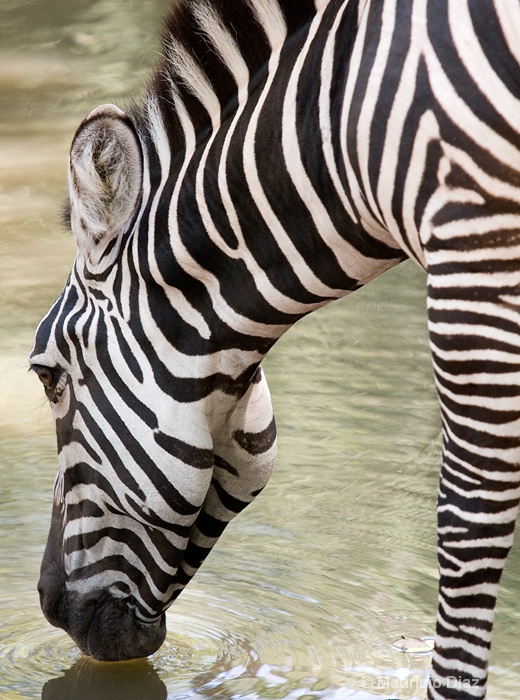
[1,1,519,698]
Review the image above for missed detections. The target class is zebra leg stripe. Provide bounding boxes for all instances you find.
[426,267,520,698]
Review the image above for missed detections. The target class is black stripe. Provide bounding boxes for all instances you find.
[233,416,276,454]
[154,432,213,469]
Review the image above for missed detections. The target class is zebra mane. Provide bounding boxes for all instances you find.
[136,0,318,151]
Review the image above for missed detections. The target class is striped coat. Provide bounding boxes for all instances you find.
[31,1,520,697]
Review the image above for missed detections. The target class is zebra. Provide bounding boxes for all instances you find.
[29,0,520,697]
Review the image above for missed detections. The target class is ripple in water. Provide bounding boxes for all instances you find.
[0,579,434,700]
[152,576,433,699]
[0,600,80,694]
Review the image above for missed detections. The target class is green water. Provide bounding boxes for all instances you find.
[1,1,519,698]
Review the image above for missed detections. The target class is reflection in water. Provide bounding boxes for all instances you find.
[42,658,167,700]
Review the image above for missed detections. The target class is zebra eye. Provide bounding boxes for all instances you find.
[33,365,56,389]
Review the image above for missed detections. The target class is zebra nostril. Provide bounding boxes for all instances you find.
[110,581,132,597]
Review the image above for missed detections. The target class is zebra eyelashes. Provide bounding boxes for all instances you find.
[68,104,143,259]
[32,365,55,389]
[31,364,67,403]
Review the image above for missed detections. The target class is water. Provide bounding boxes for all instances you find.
[1,1,519,698]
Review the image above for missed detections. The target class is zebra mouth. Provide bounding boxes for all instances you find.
[85,602,166,661]
[39,576,166,661]
[71,593,167,661]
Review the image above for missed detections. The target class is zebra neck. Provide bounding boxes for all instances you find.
[133,0,402,352]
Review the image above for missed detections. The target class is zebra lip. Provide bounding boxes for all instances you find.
[67,592,167,661]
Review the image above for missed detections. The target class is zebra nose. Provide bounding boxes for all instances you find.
[66,591,167,661]
[38,564,69,632]
[39,570,166,660]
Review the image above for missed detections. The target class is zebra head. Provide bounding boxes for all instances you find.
[30,104,277,660]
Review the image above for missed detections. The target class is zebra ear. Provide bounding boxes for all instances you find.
[68,104,142,256]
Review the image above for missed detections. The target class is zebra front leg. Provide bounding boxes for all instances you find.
[426,276,520,699]
[429,449,519,698]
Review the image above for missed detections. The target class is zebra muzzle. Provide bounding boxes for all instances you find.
[39,571,166,661]
[67,589,166,661]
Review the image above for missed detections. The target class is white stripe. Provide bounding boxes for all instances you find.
[339,0,394,244]
[450,0,520,135]
[495,0,520,68]
[192,1,250,98]
[194,11,333,315]
[437,500,519,526]
[246,0,287,51]
[283,3,398,283]
[165,38,221,129]
[319,0,358,224]
[241,26,347,298]
[145,94,212,340]
[167,77,291,337]
[377,0,427,263]
[425,30,520,174]
[356,0,397,224]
